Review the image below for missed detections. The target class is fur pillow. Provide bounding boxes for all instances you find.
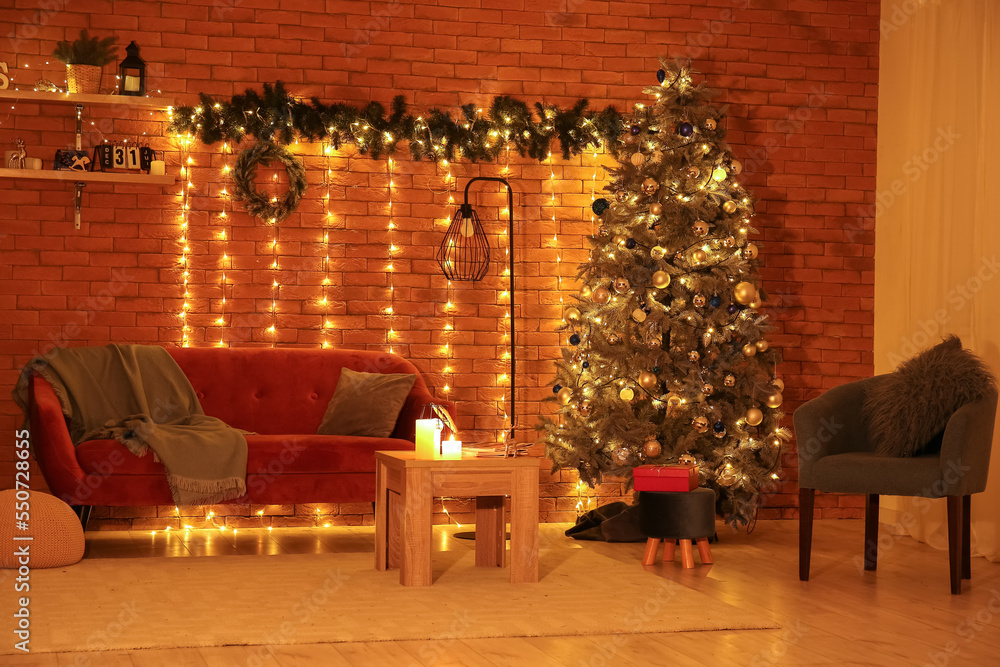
[864,336,996,457]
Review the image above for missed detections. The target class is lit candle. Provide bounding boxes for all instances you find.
[149,160,165,176]
[441,436,462,459]
[415,418,443,459]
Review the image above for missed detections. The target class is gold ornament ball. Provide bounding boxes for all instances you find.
[572,351,584,363]
[749,297,762,310]
[614,277,630,293]
[693,416,709,433]
[598,225,610,237]
[593,287,610,304]
[702,383,714,395]
[642,178,659,195]
[638,371,658,390]
[705,118,717,131]
[615,190,628,203]
[692,249,708,263]
[744,243,759,260]
[712,167,727,182]
[692,293,707,307]
[632,308,647,323]
[743,343,757,357]
[734,281,757,305]
[666,393,683,408]
[724,373,736,387]
[650,245,666,260]
[630,152,646,166]
[722,200,737,214]
[688,350,701,362]
[612,447,631,466]
[679,453,698,466]
[649,202,663,216]
[643,438,662,458]
[702,331,712,347]
[565,306,581,322]
[580,284,593,299]
[685,166,700,179]
[755,339,769,352]
[612,234,627,247]
[620,387,635,401]
[693,220,709,236]
[731,159,743,175]
[724,236,736,248]
[765,391,783,409]
[652,270,671,289]
[607,332,621,345]
[772,378,785,392]
[579,401,593,417]
[557,387,573,405]
[746,408,764,426]
[647,336,662,349]
[717,469,737,486]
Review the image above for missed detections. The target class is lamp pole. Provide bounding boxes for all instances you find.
[460,177,516,448]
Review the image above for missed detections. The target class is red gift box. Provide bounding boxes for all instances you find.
[633,464,699,492]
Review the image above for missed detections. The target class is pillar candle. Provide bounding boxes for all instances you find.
[149,160,166,176]
[415,419,442,459]
[441,438,462,460]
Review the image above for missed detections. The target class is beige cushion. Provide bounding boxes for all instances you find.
[0,490,85,568]
[317,368,415,438]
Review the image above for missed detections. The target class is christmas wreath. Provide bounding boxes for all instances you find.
[232,141,307,222]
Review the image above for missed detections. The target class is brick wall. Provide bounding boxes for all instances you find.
[0,0,879,529]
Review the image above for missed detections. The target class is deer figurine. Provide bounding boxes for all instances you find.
[8,138,26,169]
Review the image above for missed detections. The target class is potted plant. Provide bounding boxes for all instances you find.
[52,30,117,95]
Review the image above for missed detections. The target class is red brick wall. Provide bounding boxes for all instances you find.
[0,0,878,528]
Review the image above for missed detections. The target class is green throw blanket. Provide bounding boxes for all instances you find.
[12,344,247,505]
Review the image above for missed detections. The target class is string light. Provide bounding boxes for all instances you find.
[268,163,280,346]
[386,158,395,354]
[216,142,232,347]
[321,141,334,348]
[177,134,192,347]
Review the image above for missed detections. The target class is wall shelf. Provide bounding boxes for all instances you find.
[0,168,175,186]
[0,88,173,110]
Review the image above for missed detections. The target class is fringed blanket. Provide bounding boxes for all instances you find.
[12,344,247,505]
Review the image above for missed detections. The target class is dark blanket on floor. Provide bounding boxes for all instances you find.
[12,344,247,505]
[565,501,646,542]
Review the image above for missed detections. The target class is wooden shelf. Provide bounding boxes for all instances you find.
[0,88,174,110]
[0,168,175,186]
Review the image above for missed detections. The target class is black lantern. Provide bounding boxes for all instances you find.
[118,41,145,96]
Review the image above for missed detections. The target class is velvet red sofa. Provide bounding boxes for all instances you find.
[26,348,454,518]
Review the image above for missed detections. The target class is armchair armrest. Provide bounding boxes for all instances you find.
[939,389,998,496]
[793,376,884,488]
[392,386,457,444]
[27,374,89,504]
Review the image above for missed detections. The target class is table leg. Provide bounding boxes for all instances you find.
[476,495,505,567]
[386,489,401,570]
[375,459,387,571]
[509,467,539,583]
[401,467,432,586]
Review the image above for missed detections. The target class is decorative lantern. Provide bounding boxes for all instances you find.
[437,202,491,281]
[118,41,145,97]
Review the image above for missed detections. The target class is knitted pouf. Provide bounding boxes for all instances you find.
[0,490,85,568]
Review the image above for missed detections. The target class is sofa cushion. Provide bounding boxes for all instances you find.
[317,368,415,438]
[76,434,415,477]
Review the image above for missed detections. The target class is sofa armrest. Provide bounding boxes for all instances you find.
[793,376,883,488]
[392,387,457,443]
[27,374,89,504]
[939,389,998,496]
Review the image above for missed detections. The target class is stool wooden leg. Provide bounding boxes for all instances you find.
[696,537,713,564]
[663,539,675,563]
[680,539,695,568]
[642,538,660,566]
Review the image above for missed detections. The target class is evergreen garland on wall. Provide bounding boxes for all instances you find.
[168,82,625,161]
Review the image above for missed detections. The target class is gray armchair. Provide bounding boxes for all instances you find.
[794,376,998,594]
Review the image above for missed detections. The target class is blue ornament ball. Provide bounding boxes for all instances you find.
[713,421,727,433]
[727,304,739,314]
[677,122,694,137]
[625,238,636,249]
[630,124,641,136]
[656,68,666,84]
[582,361,590,369]
[652,366,659,373]
[553,384,562,393]
[569,333,581,345]
[592,198,610,215]
[709,295,722,308]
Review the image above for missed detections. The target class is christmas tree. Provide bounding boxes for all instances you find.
[540,59,788,526]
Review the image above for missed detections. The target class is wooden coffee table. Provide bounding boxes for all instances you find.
[374,450,539,586]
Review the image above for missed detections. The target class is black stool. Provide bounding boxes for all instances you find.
[639,488,717,568]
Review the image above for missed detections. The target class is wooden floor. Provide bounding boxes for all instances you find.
[8,519,1000,666]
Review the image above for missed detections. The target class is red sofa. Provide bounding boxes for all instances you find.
[26,348,454,514]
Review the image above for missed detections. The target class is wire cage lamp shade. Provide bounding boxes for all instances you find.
[436,203,491,281]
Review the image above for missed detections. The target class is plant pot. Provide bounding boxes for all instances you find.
[65,64,102,94]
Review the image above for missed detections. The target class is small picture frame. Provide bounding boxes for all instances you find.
[53,149,92,172]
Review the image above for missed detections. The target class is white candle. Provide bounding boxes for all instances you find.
[149,160,165,176]
[441,438,462,459]
[415,418,442,459]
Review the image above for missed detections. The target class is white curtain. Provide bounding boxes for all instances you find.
[876,0,1000,560]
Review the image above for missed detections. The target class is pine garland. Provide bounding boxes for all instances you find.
[231,141,307,222]
[168,82,625,161]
